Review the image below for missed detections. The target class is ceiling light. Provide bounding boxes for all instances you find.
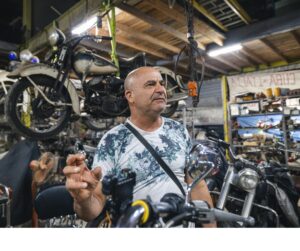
[208,43,242,57]
[72,16,97,35]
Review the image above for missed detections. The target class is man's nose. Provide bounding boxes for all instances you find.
[155,81,166,93]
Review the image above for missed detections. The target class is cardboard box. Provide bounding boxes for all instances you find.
[230,104,240,116]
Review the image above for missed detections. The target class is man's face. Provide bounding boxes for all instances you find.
[128,69,167,114]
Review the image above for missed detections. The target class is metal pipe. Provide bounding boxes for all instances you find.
[216,166,235,209]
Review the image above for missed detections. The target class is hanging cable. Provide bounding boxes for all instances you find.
[181,0,206,107]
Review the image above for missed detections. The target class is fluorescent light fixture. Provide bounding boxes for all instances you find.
[72,16,97,35]
[208,43,242,57]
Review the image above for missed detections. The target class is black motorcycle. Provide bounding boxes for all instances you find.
[33,142,254,228]
[5,29,187,140]
[205,131,300,227]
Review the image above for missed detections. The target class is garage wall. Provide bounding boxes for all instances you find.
[179,78,224,126]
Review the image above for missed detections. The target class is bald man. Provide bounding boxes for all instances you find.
[64,67,215,226]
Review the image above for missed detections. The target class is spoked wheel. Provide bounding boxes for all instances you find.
[5,75,72,140]
[0,82,13,115]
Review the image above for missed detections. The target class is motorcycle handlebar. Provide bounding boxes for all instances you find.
[116,204,146,228]
[116,196,255,227]
[207,136,239,162]
[116,199,179,228]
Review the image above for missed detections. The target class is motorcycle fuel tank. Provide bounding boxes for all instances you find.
[73,51,118,75]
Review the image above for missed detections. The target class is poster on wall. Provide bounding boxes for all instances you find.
[227,70,300,101]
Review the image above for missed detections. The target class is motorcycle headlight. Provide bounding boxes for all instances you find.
[48,29,66,47]
[238,168,259,190]
[20,49,33,62]
[48,31,59,46]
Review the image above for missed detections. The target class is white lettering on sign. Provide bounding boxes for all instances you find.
[227,70,300,100]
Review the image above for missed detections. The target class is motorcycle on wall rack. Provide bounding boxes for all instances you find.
[4,29,188,140]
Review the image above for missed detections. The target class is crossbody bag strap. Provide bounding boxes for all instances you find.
[125,122,185,196]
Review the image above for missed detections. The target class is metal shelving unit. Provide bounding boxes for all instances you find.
[229,96,300,169]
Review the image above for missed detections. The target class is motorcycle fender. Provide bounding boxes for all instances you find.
[9,64,80,115]
[154,66,185,90]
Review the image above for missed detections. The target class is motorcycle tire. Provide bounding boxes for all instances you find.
[5,75,72,140]
[0,83,12,115]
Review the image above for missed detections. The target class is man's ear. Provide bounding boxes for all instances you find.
[125,90,134,103]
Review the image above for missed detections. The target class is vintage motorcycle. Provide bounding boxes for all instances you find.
[5,29,187,140]
[205,132,300,227]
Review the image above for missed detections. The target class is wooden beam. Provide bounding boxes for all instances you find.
[144,0,223,46]
[209,56,241,71]
[117,2,205,50]
[82,39,156,65]
[260,38,288,62]
[224,0,251,24]
[192,0,228,32]
[116,23,180,54]
[168,54,227,74]
[290,30,300,45]
[94,27,169,59]
[116,35,169,59]
[238,50,259,65]
[241,47,267,64]
[179,62,214,78]
[231,52,255,66]
[197,59,227,74]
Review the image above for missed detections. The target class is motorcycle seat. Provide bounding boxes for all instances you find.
[34,184,74,220]
[119,52,146,65]
[119,52,147,78]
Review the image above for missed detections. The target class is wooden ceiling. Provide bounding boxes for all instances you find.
[88,0,300,80]
[26,0,300,80]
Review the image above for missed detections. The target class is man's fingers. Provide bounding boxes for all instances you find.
[81,172,99,189]
[63,165,81,176]
[66,179,88,190]
[29,160,39,171]
[91,167,102,180]
[66,153,86,166]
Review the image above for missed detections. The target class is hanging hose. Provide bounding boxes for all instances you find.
[100,0,120,76]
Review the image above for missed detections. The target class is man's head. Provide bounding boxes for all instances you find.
[124,67,167,117]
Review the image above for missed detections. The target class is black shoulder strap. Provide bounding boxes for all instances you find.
[125,122,185,196]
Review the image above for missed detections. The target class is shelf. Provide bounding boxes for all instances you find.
[229,94,300,165]
[231,112,283,118]
[232,145,275,148]
[232,127,280,131]
[233,95,300,105]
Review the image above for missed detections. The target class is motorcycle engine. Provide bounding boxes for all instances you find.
[85,76,129,117]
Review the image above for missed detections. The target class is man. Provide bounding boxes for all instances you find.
[64,66,215,227]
